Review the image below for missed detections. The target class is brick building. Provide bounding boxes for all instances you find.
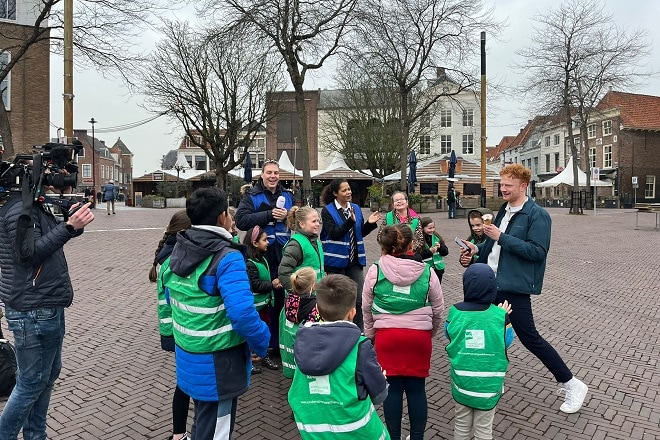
[0,0,50,152]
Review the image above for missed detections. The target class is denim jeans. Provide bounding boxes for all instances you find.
[0,307,65,440]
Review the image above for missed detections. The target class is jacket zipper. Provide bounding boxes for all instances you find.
[33,264,43,287]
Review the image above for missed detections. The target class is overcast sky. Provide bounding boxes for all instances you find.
[48,0,660,177]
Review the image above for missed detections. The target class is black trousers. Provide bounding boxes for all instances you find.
[325,262,365,330]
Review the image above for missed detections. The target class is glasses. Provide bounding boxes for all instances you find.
[264,159,278,165]
[392,198,407,203]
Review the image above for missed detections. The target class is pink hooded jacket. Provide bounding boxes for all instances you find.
[362,254,445,340]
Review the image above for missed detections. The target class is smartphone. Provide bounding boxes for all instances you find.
[455,236,472,252]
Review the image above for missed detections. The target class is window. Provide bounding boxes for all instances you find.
[440,109,451,127]
[545,136,550,147]
[603,145,612,168]
[419,136,431,155]
[589,147,596,169]
[195,155,206,170]
[527,158,532,169]
[602,120,612,136]
[185,155,193,168]
[573,137,580,152]
[419,182,438,195]
[440,135,451,154]
[82,164,91,178]
[78,147,85,157]
[420,113,430,128]
[587,124,596,138]
[533,157,538,175]
[545,154,550,172]
[555,153,560,171]
[0,1,16,20]
[645,175,656,199]
[462,109,474,127]
[0,52,10,109]
[250,153,266,169]
[462,134,473,154]
[554,134,560,145]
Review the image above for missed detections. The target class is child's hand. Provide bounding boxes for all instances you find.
[497,300,512,314]
[382,369,387,379]
[272,278,283,289]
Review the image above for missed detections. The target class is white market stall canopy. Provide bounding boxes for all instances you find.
[536,157,612,188]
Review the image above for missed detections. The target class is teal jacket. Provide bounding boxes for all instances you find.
[476,199,550,295]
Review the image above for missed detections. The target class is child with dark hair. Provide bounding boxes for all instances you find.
[288,274,389,440]
[418,217,449,283]
[243,226,281,372]
[149,210,192,440]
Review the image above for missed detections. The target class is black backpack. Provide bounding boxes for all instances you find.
[0,327,17,397]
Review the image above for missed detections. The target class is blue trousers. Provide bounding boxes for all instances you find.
[0,307,65,440]
[383,376,427,440]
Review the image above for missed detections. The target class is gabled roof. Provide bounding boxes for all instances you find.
[490,135,516,160]
[311,152,373,180]
[112,137,133,155]
[382,155,501,182]
[597,90,660,131]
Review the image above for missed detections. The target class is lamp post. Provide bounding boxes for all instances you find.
[172,155,190,197]
[89,117,97,207]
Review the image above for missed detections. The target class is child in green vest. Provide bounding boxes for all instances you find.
[244,225,281,372]
[288,274,390,440]
[445,263,514,440]
[419,217,449,283]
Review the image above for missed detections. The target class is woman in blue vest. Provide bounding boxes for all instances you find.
[376,191,425,255]
[320,179,382,330]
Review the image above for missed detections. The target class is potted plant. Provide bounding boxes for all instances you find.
[407,192,423,213]
[367,183,384,211]
[420,195,438,213]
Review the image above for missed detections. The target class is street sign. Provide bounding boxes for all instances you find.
[152,172,164,181]
[592,167,599,181]
[632,176,638,189]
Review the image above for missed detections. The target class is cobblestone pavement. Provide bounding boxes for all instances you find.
[1,202,659,439]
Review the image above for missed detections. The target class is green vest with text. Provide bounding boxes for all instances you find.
[248,257,273,311]
[371,261,431,315]
[445,305,509,410]
[163,254,244,353]
[157,258,173,337]
[288,336,390,440]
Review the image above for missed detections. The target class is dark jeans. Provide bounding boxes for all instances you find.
[325,262,365,330]
[448,201,456,219]
[0,307,65,440]
[383,376,427,440]
[172,385,190,435]
[495,291,573,383]
[191,397,237,440]
[266,242,285,350]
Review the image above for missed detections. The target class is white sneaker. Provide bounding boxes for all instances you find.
[558,377,588,413]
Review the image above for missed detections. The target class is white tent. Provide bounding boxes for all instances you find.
[536,157,612,188]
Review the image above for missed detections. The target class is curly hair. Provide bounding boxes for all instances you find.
[501,163,532,184]
[320,179,349,206]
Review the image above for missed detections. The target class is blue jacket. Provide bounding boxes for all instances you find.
[476,199,550,295]
[103,183,117,201]
[320,202,369,268]
[166,226,270,401]
[235,181,294,246]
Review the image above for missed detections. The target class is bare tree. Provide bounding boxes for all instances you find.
[139,21,284,188]
[203,0,357,194]
[352,0,500,191]
[319,61,438,178]
[515,0,650,214]
[0,0,169,156]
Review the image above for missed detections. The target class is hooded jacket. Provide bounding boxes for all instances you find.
[293,321,388,405]
[0,196,81,311]
[362,254,444,340]
[466,207,493,244]
[165,225,270,401]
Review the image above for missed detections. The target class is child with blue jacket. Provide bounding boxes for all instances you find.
[445,263,514,440]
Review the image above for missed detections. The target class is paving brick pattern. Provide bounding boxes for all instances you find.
[1,203,659,439]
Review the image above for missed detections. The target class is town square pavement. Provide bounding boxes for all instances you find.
[1,202,659,439]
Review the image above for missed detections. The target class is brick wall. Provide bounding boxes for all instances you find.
[0,24,50,152]
[618,130,660,202]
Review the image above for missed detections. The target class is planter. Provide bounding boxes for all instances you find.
[141,198,166,208]
[370,200,380,212]
[165,197,186,208]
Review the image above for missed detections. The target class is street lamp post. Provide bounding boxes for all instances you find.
[89,117,97,208]
[172,155,190,197]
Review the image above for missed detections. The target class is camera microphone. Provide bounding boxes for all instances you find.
[276,196,286,209]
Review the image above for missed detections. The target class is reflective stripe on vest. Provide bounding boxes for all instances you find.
[288,335,390,440]
[371,261,431,315]
[422,233,445,270]
[251,192,294,245]
[445,305,509,410]
[163,253,244,353]
[321,203,367,268]
[248,257,273,311]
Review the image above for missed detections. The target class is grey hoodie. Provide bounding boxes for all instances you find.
[294,321,388,404]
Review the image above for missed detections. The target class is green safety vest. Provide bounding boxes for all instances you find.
[279,308,300,379]
[157,257,173,337]
[163,254,244,353]
[248,257,273,311]
[371,261,431,315]
[385,211,419,234]
[288,335,390,440]
[288,232,325,280]
[445,305,509,410]
[422,234,445,270]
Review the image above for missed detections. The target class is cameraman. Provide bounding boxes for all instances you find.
[0,178,94,439]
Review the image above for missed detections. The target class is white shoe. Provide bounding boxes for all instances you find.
[558,377,588,413]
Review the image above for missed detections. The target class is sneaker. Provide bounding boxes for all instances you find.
[251,365,263,374]
[558,377,588,413]
[262,354,279,370]
[168,433,189,440]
